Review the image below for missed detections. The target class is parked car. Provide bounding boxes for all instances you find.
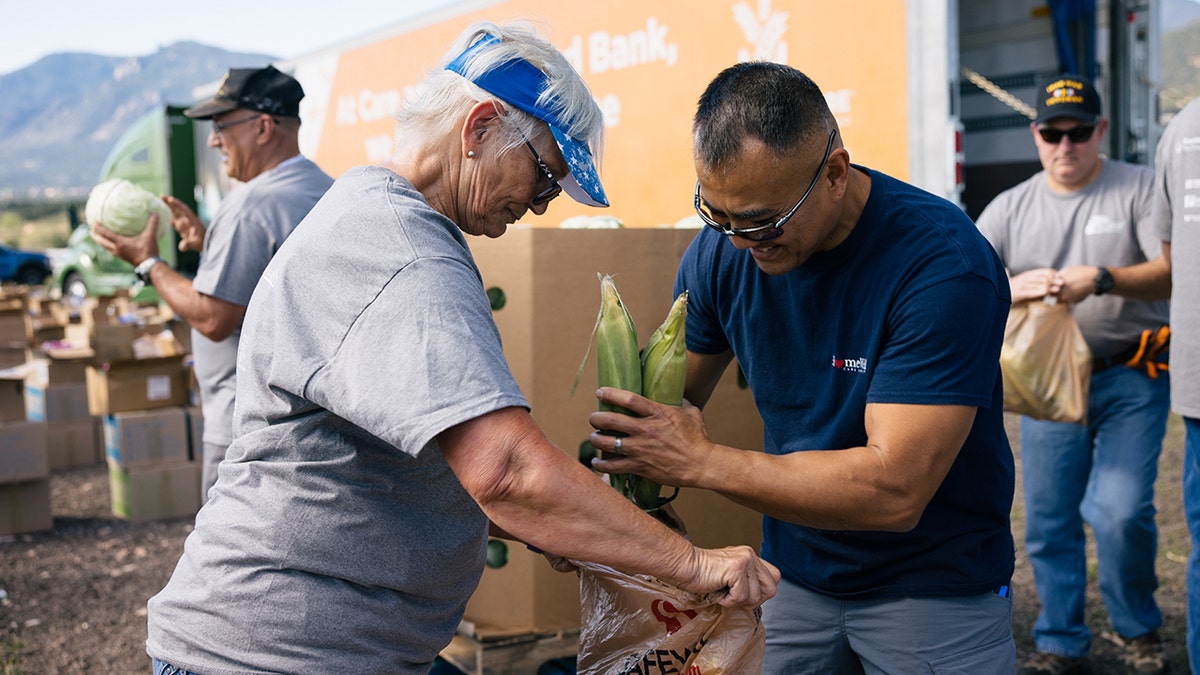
[0,243,52,286]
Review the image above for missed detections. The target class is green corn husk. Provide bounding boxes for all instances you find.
[631,291,688,510]
[595,274,642,502]
[596,274,643,415]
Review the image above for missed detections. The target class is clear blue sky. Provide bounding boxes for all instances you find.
[0,0,461,75]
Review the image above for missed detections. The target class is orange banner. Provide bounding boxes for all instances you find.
[295,0,909,228]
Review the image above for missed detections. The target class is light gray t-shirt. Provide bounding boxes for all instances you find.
[976,159,1168,358]
[191,155,333,447]
[1151,98,1200,416]
[146,166,529,674]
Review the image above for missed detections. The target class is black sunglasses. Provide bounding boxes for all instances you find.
[694,129,837,242]
[1037,125,1096,145]
[515,128,563,206]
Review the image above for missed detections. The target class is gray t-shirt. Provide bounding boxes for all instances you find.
[976,159,1168,358]
[191,155,333,447]
[1151,98,1200,416]
[146,166,529,674]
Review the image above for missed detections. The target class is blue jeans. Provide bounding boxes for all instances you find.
[760,577,1014,674]
[1183,417,1200,675]
[1020,365,1169,658]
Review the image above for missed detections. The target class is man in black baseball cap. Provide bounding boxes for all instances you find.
[976,70,1171,675]
[184,65,305,120]
[91,63,333,505]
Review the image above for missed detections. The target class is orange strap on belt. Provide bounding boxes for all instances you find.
[1124,326,1171,379]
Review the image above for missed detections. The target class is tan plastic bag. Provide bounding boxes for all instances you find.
[574,560,765,675]
[1000,298,1092,424]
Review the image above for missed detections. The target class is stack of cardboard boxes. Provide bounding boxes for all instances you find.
[0,284,203,528]
[80,293,202,522]
[1,290,54,536]
[26,349,101,470]
[0,369,52,536]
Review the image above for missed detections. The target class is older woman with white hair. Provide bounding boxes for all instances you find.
[144,21,778,675]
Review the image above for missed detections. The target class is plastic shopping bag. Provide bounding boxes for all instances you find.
[574,560,765,675]
[999,298,1091,424]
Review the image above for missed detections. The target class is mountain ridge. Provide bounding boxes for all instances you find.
[0,41,276,200]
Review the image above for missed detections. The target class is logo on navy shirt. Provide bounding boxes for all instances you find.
[832,355,868,373]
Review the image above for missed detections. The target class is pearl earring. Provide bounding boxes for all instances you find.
[467,150,475,158]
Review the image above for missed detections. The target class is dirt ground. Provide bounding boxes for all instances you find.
[0,413,1191,674]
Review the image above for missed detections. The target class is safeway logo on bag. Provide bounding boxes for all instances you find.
[619,638,709,675]
[616,597,707,674]
[651,599,697,635]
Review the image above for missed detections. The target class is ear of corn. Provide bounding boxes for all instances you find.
[594,274,689,511]
[641,291,688,406]
[596,274,642,415]
[596,274,642,503]
[631,291,688,510]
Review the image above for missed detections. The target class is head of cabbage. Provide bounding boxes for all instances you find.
[85,179,173,237]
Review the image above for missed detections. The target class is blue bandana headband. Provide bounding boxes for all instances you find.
[446,34,608,207]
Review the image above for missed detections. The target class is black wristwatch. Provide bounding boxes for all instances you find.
[134,256,164,286]
[1093,266,1115,296]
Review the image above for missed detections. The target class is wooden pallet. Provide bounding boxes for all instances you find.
[439,623,579,675]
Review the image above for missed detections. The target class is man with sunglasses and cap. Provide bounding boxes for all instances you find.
[976,73,1172,675]
[589,61,1016,673]
[92,65,334,505]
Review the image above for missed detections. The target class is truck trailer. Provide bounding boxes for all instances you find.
[49,0,1160,295]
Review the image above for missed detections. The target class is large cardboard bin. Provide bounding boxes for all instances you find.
[462,228,765,632]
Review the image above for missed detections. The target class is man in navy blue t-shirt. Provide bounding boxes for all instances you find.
[590,62,1016,673]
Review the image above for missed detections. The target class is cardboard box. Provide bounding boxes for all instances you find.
[0,478,53,536]
[24,382,90,423]
[471,228,764,455]
[31,349,93,386]
[47,417,102,470]
[107,460,201,522]
[0,304,26,349]
[103,407,190,468]
[463,540,581,633]
[464,228,767,631]
[86,356,188,415]
[64,322,89,348]
[0,420,49,484]
[26,316,66,354]
[0,373,23,423]
[0,346,25,370]
[82,297,181,362]
[89,323,146,362]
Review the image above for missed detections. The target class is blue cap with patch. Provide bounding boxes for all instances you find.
[446,35,608,208]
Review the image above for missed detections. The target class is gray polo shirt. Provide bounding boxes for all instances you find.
[191,155,333,447]
[976,159,1168,359]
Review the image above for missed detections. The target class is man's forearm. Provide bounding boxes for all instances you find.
[1111,256,1171,301]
